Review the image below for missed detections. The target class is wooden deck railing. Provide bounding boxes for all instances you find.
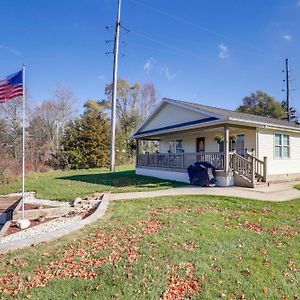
[137,152,225,170]
[229,152,267,183]
[246,153,267,182]
[137,151,267,185]
[229,152,253,182]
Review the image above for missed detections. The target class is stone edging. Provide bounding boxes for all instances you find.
[0,194,110,254]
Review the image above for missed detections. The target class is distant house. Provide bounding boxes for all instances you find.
[132,98,300,187]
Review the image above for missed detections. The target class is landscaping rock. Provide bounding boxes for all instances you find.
[37,216,45,223]
[72,197,82,207]
[16,219,31,229]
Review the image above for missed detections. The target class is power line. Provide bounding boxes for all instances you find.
[129,0,281,60]
[130,29,217,64]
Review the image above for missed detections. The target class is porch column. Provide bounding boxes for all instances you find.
[136,139,140,167]
[224,125,230,173]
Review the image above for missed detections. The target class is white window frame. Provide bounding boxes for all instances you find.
[274,133,290,159]
[169,139,183,153]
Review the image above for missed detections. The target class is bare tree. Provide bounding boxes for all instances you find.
[0,98,23,159]
[53,84,77,127]
[27,85,77,161]
[139,83,157,120]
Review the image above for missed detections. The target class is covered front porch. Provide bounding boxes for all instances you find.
[136,124,267,187]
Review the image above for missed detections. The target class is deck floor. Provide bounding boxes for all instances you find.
[0,196,21,229]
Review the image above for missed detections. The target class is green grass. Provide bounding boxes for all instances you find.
[0,165,186,201]
[294,184,300,190]
[0,195,299,299]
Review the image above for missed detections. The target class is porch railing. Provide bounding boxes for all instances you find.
[229,152,267,183]
[229,152,253,182]
[137,152,225,170]
[246,152,267,181]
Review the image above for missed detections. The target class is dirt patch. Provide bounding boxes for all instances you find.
[4,218,56,237]
[24,204,55,210]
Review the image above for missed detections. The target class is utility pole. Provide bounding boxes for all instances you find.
[110,0,121,172]
[285,58,291,123]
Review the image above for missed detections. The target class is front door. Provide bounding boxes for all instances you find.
[196,137,205,152]
[196,137,205,162]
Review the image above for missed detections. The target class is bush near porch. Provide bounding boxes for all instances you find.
[0,195,299,299]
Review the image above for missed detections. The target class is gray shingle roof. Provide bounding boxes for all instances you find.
[167,98,300,130]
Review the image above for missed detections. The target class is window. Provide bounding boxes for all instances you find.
[218,137,239,154]
[176,140,183,153]
[274,133,290,158]
[169,140,183,153]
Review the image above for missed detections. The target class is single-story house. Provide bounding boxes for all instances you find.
[132,98,300,188]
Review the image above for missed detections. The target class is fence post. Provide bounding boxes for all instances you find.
[181,153,184,169]
[167,153,170,168]
[263,157,267,182]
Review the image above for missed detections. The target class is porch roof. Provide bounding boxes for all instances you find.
[133,98,300,139]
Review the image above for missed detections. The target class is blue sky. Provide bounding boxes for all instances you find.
[1,0,300,113]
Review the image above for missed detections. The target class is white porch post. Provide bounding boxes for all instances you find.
[136,139,140,167]
[224,125,230,173]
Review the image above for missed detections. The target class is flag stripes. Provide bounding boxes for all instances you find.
[0,70,23,103]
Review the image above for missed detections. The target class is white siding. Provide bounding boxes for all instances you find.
[159,129,256,154]
[258,129,300,175]
[244,129,256,153]
[141,103,211,132]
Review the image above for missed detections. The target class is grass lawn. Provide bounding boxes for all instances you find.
[294,184,300,190]
[0,195,299,299]
[0,165,186,201]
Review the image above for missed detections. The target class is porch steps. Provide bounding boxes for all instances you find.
[234,171,267,188]
[233,171,254,188]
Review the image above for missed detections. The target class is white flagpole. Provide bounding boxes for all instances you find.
[21,64,26,220]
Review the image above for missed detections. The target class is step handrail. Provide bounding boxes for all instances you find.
[246,153,267,182]
[229,152,254,183]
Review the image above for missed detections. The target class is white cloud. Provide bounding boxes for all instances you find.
[143,57,156,73]
[297,0,300,6]
[0,45,22,57]
[218,43,229,59]
[160,66,179,81]
[98,75,105,80]
[282,34,292,41]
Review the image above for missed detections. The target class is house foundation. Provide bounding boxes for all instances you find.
[136,167,235,187]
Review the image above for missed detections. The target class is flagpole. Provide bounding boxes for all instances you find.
[21,64,26,220]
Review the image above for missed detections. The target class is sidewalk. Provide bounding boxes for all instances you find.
[110,181,300,202]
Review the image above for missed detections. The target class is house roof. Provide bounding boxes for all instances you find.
[167,98,300,130]
[133,98,300,138]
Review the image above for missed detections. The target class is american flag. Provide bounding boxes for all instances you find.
[0,70,23,103]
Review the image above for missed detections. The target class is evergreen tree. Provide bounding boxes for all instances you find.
[60,103,110,169]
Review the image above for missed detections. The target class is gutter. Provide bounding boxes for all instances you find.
[132,119,229,139]
[228,118,300,133]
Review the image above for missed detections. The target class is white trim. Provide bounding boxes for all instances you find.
[164,98,226,120]
[133,100,300,139]
[273,132,290,160]
[132,100,167,138]
[132,98,226,138]
[133,119,227,139]
[228,118,300,133]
